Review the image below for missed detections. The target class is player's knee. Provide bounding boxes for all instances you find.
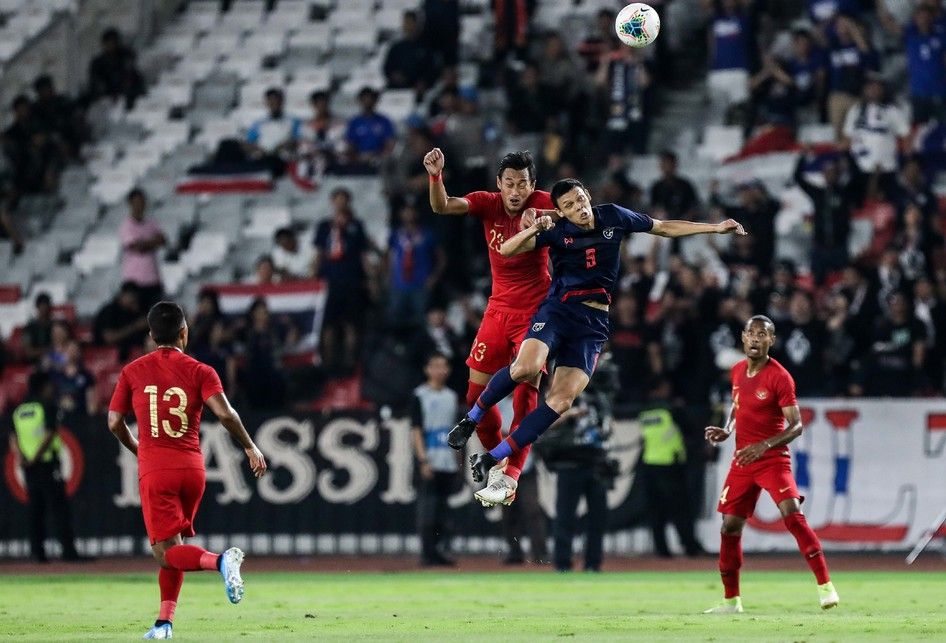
[720,517,745,535]
[153,550,171,568]
[509,360,540,383]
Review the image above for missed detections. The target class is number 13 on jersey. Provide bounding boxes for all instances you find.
[144,385,189,438]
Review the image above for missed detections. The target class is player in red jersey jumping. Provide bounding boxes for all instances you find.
[703,315,839,613]
[107,302,267,640]
[423,148,552,506]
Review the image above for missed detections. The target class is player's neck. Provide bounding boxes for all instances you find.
[157,344,184,353]
[746,355,769,377]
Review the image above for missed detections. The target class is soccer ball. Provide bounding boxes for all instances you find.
[614,3,661,48]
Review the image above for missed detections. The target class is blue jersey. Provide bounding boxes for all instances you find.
[905,25,946,98]
[535,203,653,306]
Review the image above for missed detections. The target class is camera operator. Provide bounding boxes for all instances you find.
[537,354,619,572]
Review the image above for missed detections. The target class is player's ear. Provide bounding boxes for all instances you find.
[495,175,502,190]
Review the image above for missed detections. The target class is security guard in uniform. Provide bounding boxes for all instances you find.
[7,371,81,562]
[637,380,705,558]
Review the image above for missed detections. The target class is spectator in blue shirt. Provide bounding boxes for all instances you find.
[878,4,946,124]
[705,0,757,120]
[346,87,396,166]
[245,88,301,177]
[386,201,445,330]
[783,28,826,113]
[825,15,876,136]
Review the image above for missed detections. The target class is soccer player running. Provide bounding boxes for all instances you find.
[703,315,839,613]
[448,178,745,506]
[107,302,267,640]
[424,147,554,506]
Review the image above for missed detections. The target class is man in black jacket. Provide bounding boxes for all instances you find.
[794,148,858,285]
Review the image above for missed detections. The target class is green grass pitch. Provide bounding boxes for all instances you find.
[2,570,945,641]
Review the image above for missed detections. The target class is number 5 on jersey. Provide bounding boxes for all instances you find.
[144,385,189,438]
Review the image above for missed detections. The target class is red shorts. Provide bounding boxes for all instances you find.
[716,457,800,519]
[466,306,537,374]
[139,467,206,545]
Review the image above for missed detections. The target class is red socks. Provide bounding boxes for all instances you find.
[505,382,539,481]
[783,512,830,584]
[158,568,183,621]
[164,545,220,572]
[719,533,742,598]
[467,380,503,450]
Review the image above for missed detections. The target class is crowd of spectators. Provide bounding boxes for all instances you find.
[3,1,946,426]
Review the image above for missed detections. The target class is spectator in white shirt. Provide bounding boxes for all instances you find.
[271,227,314,281]
[245,88,301,178]
[842,75,910,201]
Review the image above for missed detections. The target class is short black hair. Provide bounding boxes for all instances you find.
[119,281,140,296]
[101,27,120,43]
[330,187,352,201]
[265,87,284,100]
[28,370,53,396]
[148,301,186,344]
[550,178,586,208]
[744,314,775,334]
[11,94,29,111]
[34,292,52,308]
[358,86,379,100]
[496,150,536,184]
[403,9,418,21]
[660,149,678,164]
[425,351,449,366]
[127,187,146,203]
[274,227,294,241]
[309,89,329,103]
[33,75,53,92]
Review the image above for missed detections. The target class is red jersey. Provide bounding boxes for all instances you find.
[464,190,553,313]
[109,347,224,476]
[731,357,797,461]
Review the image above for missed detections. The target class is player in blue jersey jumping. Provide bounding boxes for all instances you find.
[449,178,746,505]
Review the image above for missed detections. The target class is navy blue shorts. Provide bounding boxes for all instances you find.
[524,298,610,377]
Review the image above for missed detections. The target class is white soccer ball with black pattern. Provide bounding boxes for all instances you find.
[614,3,661,48]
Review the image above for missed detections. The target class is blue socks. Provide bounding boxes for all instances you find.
[488,403,561,459]
[468,366,518,423]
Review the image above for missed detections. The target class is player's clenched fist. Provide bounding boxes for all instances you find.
[423,147,445,175]
[245,446,267,478]
[704,426,731,444]
[533,215,555,232]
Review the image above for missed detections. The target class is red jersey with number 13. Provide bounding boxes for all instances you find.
[731,357,797,462]
[464,190,553,313]
[108,347,224,476]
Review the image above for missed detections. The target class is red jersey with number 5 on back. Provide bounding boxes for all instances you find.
[731,357,797,462]
[108,347,224,476]
[464,190,553,313]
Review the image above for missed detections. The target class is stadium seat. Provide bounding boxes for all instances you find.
[287,24,334,56]
[183,1,221,30]
[0,284,21,303]
[27,281,69,305]
[697,125,744,162]
[0,364,32,412]
[243,31,287,58]
[377,89,417,123]
[73,234,121,274]
[160,261,188,296]
[220,0,266,30]
[0,301,28,340]
[244,204,292,239]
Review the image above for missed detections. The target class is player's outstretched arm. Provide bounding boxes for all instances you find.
[499,215,555,257]
[649,218,746,239]
[107,411,139,456]
[423,147,469,215]
[205,393,267,478]
[519,207,561,230]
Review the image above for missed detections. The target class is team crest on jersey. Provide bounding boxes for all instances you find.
[532,322,545,332]
[756,389,768,400]
[563,237,573,245]
[603,227,615,239]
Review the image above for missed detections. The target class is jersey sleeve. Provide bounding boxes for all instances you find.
[775,369,797,408]
[534,226,558,248]
[463,191,493,218]
[108,370,133,414]
[199,364,225,402]
[613,204,654,233]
